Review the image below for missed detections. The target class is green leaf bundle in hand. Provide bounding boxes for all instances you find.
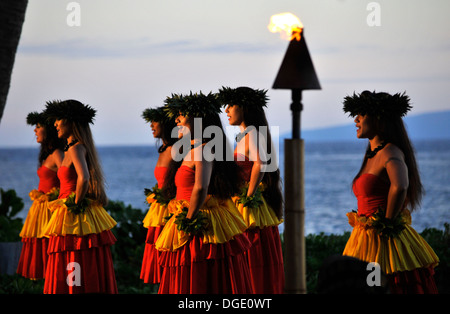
[174,208,209,236]
[65,193,90,215]
[371,207,406,239]
[144,184,170,205]
[237,185,263,209]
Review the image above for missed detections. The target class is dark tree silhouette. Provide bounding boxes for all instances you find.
[0,0,28,124]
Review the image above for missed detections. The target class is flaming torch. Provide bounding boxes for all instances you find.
[269,12,321,294]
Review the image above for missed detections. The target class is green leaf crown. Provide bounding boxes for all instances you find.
[163,91,222,118]
[44,99,96,125]
[26,111,51,126]
[217,86,268,109]
[141,106,171,123]
[343,90,412,119]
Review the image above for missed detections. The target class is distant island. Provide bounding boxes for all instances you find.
[291,110,450,142]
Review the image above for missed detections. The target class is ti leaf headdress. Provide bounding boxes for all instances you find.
[343,91,412,119]
[45,99,96,124]
[142,106,171,123]
[26,111,50,126]
[164,91,222,118]
[217,86,268,108]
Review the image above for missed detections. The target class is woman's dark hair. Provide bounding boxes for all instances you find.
[162,112,243,200]
[142,107,178,153]
[157,118,178,153]
[205,113,243,198]
[241,101,284,220]
[38,123,65,166]
[45,99,107,205]
[353,114,423,211]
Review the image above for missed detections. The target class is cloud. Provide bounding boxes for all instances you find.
[17,38,279,59]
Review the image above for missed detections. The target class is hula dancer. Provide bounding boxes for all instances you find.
[342,91,439,293]
[219,86,285,294]
[155,91,252,294]
[17,110,64,280]
[140,105,177,284]
[43,100,118,294]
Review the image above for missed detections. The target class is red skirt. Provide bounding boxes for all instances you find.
[245,226,285,294]
[388,266,438,294]
[158,233,252,294]
[140,226,163,284]
[43,230,118,294]
[16,237,49,280]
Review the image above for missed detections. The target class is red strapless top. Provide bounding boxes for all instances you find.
[154,166,168,188]
[175,165,195,201]
[234,153,253,182]
[353,173,390,217]
[37,166,59,193]
[58,166,77,199]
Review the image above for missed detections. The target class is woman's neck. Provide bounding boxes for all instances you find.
[369,136,384,150]
[67,135,76,144]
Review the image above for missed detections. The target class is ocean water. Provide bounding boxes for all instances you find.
[1,139,449,235]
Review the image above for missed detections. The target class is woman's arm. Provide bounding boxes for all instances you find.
[186,147,213,219]
[383,146,409,219]
[246,130,265,197]
[247,160,264,197]
[69,144,90,204]
[53,149,64,169]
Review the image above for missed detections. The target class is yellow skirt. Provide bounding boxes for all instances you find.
[231,195,282,229]
[142,193,170,228]
[343,210,439,275]
[43,198,117,237]
[20,189,58,238]
[155,196,248,252]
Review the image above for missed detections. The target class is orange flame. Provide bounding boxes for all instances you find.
[268,12,303,41]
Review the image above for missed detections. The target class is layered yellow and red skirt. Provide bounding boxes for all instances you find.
[17,188,58,279]
[343,210,439,293]
[140,192,171,284]
[155,196,253,294]
[232,191,285,294]
[42,195,118,294]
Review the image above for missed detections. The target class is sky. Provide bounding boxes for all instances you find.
[0,0,449,147]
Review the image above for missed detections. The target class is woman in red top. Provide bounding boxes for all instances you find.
[17,110,64,280]
[140,105,177,284]
[43,100,118,294]
[342,91,439,293]
[219,86,285,293]
[155,92,252,294]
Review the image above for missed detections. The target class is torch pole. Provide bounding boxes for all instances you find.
[291,89,302,139]
[284,89,306,294]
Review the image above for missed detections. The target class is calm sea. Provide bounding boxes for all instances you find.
[1,139,449,235]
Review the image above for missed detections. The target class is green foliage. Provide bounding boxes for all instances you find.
[105,200,158,294]
[304,232,350,293]
[0,189,24,242]
[0,274,44,294]
[419,223,450,294]
[0,188,24,218]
